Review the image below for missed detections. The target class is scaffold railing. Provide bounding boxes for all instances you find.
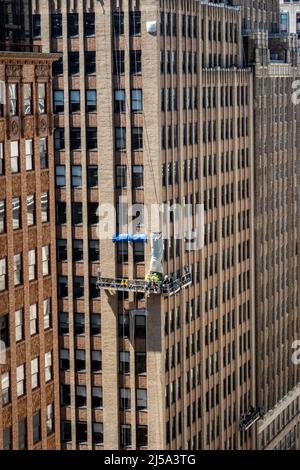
[97,272,192,297]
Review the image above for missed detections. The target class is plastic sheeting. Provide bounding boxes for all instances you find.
[113,234,148,243]
[149,232,164,274]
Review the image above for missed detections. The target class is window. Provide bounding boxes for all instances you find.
[133,242,144,263]
[30,304,38,336]
[32,411,41,444]
[90,276,99,299]
[54,129,65,150]
[18,419,27,449]
[56,202,67,225]
[32,14,41,38]
[115,128,126,151]
[70,128,81,150]
[119,314,129,337]
[132,165,143,189]
[61,421,71,443]
[42,245,50,276]
[15,309,23,342]
[53,58,63,76]
[117,242,128,263]
[51,14,62,37]
[136,389,147,410]
[70,90,80,113]
[1,372,10,405]
[89,240,99,262]
[31,357,39,389]
[73,203,83,225]
[14,254,22,286]
[54,90,64,113]
[130,12,141,36]
[41,192,48,223]
[45,351,52,382]
[86,90,97,112]
[10,141,19,173]
[0,314,9,348]
[71,165,82,187]
[9,84,18,116]
[68,13,79,37]
[93,423,103,444]
[69,52,80,75]
[61,385,70,406]
[116,165,127,188]
[44,299,51,330]
[87,166,98,188]
[76,385,86,407]
[58,276,68,298]
[0,142,4,175]
[27,195,35,226]
[25,139,33,171]
[114,51,125,75]
[74,276,84,298]
[40,138,47,168]
[3,428,11,450]
[136,352,146,374]
[131,89,143,112]
[23,84,32,115]
[91,314,101,335]
[12,197,20,229]
[57,239,67,262]
[84,13,95,36]
[135,315,146,338]
[59,313,69,336]
[86,127,97,150]
[120,425,131,448]
[85,52,96,74]
[130,51,142,74]
[120,388,131,410]
[137,426,148,447]
[73,240,83,263]
[132,127,143,150]
[88,203,98,225]
[28,249,36,281]
[114,90,126,113]
[91,350,102,372]
[0,258,7,291]
[120,351,130,374]
[75,313,85,335]
[0,200,5,233]
[113,12,124,35]
[92,387,102,408]
[60,349,70,370]
[76,422,87,444]
[38,84,46,114]
[16,364,25,397]
[46,404,54,435]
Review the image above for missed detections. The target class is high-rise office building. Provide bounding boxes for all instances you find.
[33,0,255,450]
[280,0,300,54]
[238,0,300,451]
[0,1,60,450]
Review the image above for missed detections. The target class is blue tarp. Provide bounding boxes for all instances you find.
[113,234,148,243]
[113,234,131,242]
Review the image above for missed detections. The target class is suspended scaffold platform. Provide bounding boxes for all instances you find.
[239,406,265,431]
[97,272,192,297]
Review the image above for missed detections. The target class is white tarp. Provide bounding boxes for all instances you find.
[149,232,164,274]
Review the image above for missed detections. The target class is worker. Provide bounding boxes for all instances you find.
[146,273,152,290]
